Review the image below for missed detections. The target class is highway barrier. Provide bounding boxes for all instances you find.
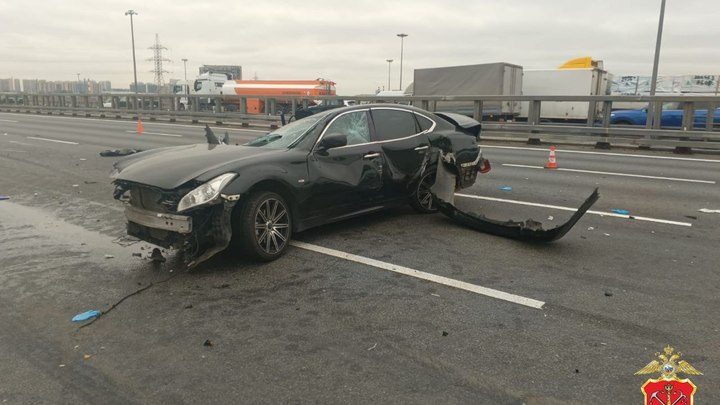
[1,92,719,153]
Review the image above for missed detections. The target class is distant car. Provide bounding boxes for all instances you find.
[610,102,720,128]
[293,99,349,120]
[111,104,489,266]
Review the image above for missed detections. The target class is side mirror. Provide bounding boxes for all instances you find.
[317,133,347,152]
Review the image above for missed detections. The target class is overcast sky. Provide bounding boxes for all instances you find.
[1,0,719,94]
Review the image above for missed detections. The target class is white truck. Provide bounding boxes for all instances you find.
[412,62,523,120]
[173,72,230,110]
[518,65,609,123]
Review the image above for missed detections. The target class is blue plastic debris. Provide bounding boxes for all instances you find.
[0,196,9,201]
[72,310,101,322]
[499,186,513,191]
[611,209,630,215]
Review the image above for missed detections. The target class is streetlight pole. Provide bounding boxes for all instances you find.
[181,58,188,81]
[125,10,139,111]
[647,0,666,128]
[396,33,408,91]
[386,59,393,91]
[649,0,666,96]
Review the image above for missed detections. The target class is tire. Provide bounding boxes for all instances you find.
[614,119,633,126]
[410,167,439,214]
[234,191,292,261]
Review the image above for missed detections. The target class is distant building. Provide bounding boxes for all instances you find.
[611,74,720,95]
[0,78,21,92]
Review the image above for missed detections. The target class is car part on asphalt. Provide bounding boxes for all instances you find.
[430,159,599,242]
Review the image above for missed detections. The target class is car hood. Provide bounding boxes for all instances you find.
[113,144,282,189]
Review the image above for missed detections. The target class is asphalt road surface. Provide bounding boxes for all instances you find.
[1,112,719,404]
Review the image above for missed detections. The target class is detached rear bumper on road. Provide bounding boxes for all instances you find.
[436,189,599,242]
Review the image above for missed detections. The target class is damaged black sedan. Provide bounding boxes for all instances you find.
[111,104,491,266]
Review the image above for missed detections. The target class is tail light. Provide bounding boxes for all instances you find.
[479,158,491,174]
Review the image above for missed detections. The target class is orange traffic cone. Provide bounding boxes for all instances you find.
[136,118,144,134]
[545,145,558,169]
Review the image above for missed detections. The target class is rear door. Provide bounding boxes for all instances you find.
[369,107,432,199]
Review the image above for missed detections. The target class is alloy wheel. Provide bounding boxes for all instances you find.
[254,197,290,254]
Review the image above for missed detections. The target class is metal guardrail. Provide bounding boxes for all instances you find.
[1,92,719,152]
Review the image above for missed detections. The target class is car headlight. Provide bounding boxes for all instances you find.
[610,113,616,117]
[177,173,237,212]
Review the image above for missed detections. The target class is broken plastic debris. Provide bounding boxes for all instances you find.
[150,248,166,263]
[587,227,595,231]
[547,216,554,221]
[0,196,9,201]
[698,208,720,214]
[72,310,101,322]
[603,233,611,237]
[367,343,377,351]
[83,354,92,360]
[611,209,630,215]
[104,254,114,259]
[99,148,143,157]
[499,186,513,191]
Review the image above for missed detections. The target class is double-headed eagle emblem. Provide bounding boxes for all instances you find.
[635,345,702,379]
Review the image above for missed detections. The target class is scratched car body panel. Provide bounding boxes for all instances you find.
[111,104,597,267]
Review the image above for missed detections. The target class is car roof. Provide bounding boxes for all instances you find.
[330,103,433,116]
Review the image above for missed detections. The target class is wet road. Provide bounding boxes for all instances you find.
[1,112,719,404]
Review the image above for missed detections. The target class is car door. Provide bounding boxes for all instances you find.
[369,107,431,199]
[305,109,384,219]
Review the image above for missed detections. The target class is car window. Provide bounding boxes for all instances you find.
[415,114,434,132]
[245,110,332,149]
[372,109,419,141]
[324,110,371,146]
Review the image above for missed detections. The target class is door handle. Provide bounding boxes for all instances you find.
[414,145,429,151]
[363,153,380,159]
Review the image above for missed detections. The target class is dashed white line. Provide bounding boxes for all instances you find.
[502,163,716,184]
[290,240,545,309]
[124,130,182,137]
[481,145,720,163]
[0,112,269,132]
[8,140,33,146]
[0,119,19,123]
[26,137,78,145]
[455,193,693,227]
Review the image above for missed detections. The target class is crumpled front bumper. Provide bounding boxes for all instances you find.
[123,201,236,267]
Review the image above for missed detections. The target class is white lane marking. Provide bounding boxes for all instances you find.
[0,112,268,132]
[0,119,19,123]
[290,240,545,309]
[9,140,33,146]
[502,164,716,184]
[124,130,182,137]
[455,193,692,227]
[481,145,720,163]
[0,149,28,153]
[26,137,79,145]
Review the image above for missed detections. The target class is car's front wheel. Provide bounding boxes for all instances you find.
[410,167,439,214]
[235,191,292,261]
